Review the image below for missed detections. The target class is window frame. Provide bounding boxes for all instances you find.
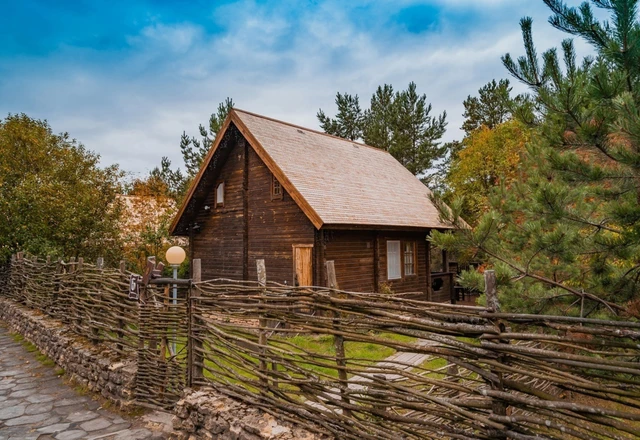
[215,181,225,208]
[403,241,417,277]
[386,240,402,280]
[387,239,418,281]
[271,174,283,200]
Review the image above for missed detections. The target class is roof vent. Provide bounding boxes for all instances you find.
[352,144,360,149]
[297,129,305,134]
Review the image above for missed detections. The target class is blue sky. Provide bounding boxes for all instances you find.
[0,1,592,176]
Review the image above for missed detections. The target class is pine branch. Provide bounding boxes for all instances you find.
[481,247,625,315]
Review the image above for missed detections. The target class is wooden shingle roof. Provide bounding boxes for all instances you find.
[170,109,454,235]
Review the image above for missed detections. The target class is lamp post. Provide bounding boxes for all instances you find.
[165,245,186,355]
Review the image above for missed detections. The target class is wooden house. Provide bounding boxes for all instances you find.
[170,109,457,300]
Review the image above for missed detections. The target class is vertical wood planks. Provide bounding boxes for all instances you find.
[425,238,432,301]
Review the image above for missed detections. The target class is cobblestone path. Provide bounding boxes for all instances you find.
[0,327,171,440]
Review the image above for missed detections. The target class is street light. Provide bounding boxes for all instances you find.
[165,246,186,355]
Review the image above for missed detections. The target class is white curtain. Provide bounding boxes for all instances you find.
[387,240,401,280]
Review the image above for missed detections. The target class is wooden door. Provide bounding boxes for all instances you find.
[293,244,313,287]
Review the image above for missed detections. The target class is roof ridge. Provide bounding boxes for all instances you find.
[232,108,392,154]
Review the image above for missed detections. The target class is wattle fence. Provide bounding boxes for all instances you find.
[2,253,640,439]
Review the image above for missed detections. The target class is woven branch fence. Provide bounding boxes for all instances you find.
[2,253,188,408]
[2,254,640,439]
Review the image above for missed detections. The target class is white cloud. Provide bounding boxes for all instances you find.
[0,1,595,176]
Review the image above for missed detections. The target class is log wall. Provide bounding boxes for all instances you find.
[377,231,428,295]
[192,139,245,280]
[192,138,314,283]
[323,230,375,292]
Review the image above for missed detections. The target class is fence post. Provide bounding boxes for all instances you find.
[371,374,389,413]
[327,261,352,416]
[256,259,269,387]
[53,258,62,317]
[188,258,203,386]
[76,257,84,335]
[484,270,507,439]
[90,257,103,344]
[117,260,126,353]
[16,252,24,303]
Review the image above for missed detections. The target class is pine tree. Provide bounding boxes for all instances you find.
[317,93,364,141]
[181,97,234,177]
[148,157,188,202]
[318,83,448,178]
[461,79,514,134]
[432,0,640,318]
[363,85,395,151]
[391,82,447,176]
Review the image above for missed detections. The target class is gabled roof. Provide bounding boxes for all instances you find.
[170,109,454,235]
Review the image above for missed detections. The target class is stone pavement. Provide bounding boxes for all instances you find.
[0,326,172,440]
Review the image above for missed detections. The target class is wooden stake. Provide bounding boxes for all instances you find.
[325,260,338,290]
[188,259,203,385]
[256,259,269,386]
[484,269,507,439]
[485,270,499,313]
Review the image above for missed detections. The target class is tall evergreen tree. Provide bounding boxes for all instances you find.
[317,93,364,141]
[391,82,447,176]
[181,97,234,177]
[432,0,640,318]
[318,83,447,178]
[461,79,515,134]
[363,84,396,151]
[147,157,188,202]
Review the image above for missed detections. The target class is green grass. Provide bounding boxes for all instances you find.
[10,332,59,369]
[416,357,448,379]
[269,332,417,379]
[200,331,419,392]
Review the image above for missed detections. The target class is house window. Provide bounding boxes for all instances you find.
[215,182,224,207]
[404,242,416,276]
[271,174,282,200]
[387,240,401,280]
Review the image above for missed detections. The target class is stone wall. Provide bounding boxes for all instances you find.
[0,299,136,408]
[0,298,331,439]
[172,388,331,440]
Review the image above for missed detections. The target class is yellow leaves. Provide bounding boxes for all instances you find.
[447,120,531,222]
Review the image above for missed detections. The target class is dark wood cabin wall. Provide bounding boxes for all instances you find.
[378,231,428,296]
[323,230,376,293]
[192,141,245,280]
[430,276,453,303]
[246,148,315,285]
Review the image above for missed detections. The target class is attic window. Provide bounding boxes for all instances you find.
[215,181,224,207]
[271,174,283,200]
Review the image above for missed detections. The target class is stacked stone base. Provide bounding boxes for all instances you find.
[0,299,136,407]
[172,388,329,440]
[0,299,329,439]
